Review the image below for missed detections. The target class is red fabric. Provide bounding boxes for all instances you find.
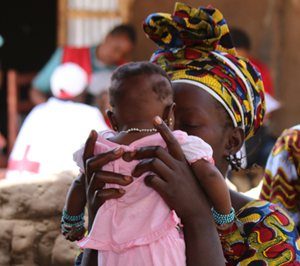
[57,89,73,100]
[62,46,92,80]
[8,145,40,173]
[250,57,274,96]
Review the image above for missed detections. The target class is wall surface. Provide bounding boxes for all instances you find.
[129,0,300,134]
[0,172,78,266]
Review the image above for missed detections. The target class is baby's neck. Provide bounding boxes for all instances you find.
[109,121,158,146]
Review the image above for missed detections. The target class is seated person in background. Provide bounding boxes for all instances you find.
[0,132,7,168]
[260,125,300,230]
[5,63,108,180]
[30,24,136,107]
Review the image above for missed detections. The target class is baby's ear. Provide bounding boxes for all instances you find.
[107,110,118,131]
[162,102,176,130]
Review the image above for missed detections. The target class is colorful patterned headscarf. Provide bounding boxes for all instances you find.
[143,2,265,140]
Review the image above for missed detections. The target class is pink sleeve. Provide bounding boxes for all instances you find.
[72,130,115,173]
[180,135,214,164]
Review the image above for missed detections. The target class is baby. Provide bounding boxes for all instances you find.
[62,62,234,265]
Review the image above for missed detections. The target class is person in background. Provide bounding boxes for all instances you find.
[260,125,300,230]
[0,35,6,169]
[230,28,280,169]
[30,24,136,109]
[5,63,108,180]
[0,132,7,169]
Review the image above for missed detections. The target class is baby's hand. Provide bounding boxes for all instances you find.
[63,226,86,242]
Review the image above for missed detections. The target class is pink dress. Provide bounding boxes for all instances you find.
[74,130,213,266]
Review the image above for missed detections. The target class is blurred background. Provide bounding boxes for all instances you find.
[1,0,300,160]
[0,0,299,265]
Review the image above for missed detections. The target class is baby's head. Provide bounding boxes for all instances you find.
[108,61,174,131]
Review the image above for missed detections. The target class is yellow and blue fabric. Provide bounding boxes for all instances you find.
[260,125,300,229]
[143,2,265,140]
[221,200,300,265]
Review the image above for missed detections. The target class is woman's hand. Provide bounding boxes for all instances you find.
[82,130,133,224]
[82,121,224,265]
[124,116,224,266]
[124,116,212,222]
[80,130,134,266]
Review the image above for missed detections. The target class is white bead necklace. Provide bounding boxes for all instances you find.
[122,128,157,133]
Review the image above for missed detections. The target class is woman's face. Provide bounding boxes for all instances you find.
[173,82,234,174]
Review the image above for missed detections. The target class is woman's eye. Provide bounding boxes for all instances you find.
[182,124,201,129]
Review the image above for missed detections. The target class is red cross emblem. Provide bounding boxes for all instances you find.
[8,145,40,173]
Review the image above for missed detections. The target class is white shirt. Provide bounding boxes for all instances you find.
[6,98,108,180]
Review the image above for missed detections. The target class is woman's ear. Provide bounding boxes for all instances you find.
[162,102,176,130]
[224,127,245,157]
[106,110,119,131]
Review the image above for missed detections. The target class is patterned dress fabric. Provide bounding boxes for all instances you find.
[221,200,300,265]
[260,125,300,228]
[143,2,265,140]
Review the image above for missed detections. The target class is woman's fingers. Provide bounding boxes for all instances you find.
[144,175,168,195]
[132,158,173,181]
[86,174,126,216]
[123,146,178,170]
[90,188,125,214]
[93,171,133,186]
[153,116,186,161]
[83,130,97,163]
[95,188,126,202]
[87,170,132,196]
[85,147,124,184]
[86,171,129,215]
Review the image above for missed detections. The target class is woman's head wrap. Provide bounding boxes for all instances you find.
[143,2,265,140]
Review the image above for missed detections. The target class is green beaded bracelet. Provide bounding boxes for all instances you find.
[62,209,84,222]
[211,207,235,225]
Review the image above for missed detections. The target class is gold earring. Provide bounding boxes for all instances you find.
[169,118,173,126]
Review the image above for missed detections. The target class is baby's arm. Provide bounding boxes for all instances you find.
[65,173,87,214]
[191,159,233,223]
[62,173,87,241]
[179,133,234,227]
